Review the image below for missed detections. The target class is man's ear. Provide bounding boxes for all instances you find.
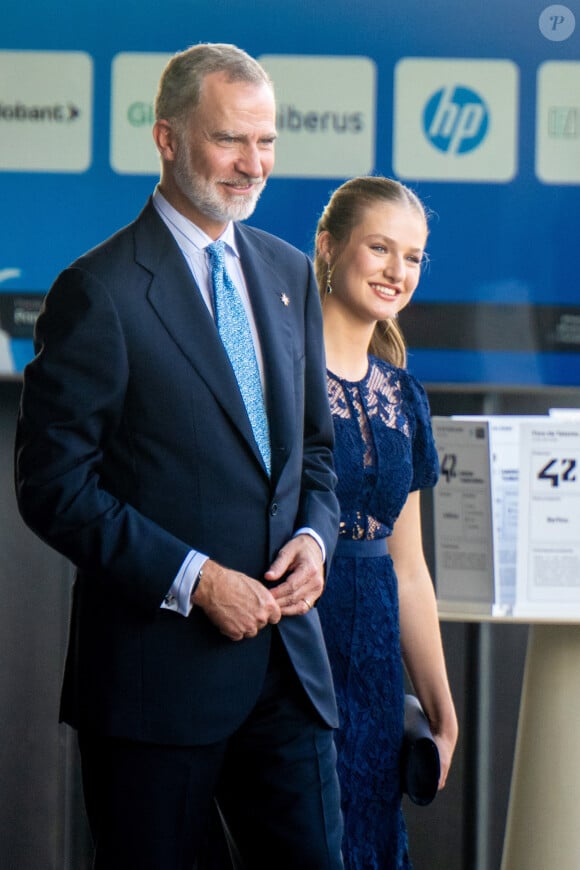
[152,120,178,161]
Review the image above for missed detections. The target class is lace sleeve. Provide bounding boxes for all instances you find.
[402,370,439,492]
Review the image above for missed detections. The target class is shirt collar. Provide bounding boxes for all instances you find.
[153,186,239,258]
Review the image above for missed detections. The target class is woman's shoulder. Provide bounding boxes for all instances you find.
[369,355,425,392]
[369,355,431,417]
[369,358,439,487]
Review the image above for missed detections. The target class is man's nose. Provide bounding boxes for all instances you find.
[236,144,263,178]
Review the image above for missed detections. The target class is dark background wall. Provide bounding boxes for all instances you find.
[4,380,579,869]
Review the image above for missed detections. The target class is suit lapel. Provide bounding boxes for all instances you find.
[134,203,262,470]
[134,203,295,481]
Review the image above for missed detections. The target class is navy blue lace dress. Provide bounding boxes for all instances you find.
[318,356,439,870]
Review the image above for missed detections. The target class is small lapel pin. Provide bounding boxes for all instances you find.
[280,293,290,307]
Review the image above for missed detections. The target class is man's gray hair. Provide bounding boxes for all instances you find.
[155,43,273,126]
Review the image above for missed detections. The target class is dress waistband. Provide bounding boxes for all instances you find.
[335,537,388,557]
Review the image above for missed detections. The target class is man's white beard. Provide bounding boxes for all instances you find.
[173,147,266,224]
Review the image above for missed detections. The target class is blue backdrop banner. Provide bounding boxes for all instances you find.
[1,0,579,385]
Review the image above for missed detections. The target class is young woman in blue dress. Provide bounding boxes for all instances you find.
[314,176,458,869]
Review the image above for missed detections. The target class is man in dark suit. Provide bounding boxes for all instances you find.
[15,43,343,869]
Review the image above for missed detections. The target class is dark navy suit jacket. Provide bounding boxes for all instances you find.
[15,199,340,745]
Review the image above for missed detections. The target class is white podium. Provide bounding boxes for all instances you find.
[439,612,580,870]
[501,621,580,870]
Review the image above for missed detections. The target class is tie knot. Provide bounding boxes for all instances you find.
[207,240,226,270]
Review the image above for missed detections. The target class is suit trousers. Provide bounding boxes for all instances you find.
[78,631,344,870]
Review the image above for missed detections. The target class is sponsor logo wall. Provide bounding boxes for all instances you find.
[1,0,578,385]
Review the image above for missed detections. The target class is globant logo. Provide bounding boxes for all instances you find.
[423,85,489,155]
[0,50,92,172]
[0,102,80,122]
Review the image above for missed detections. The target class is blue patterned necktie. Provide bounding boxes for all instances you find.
[206,241,271,475]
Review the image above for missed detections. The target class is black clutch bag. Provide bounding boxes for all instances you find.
[401,694,440,806]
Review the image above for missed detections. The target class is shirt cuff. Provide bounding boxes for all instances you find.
[160,550,208,617]
[293,527,326,563]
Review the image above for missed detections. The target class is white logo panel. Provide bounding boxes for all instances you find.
[0,51,92,173]
[258,55,376,178]
[536,61,580,184]
[111,53,171,175]
[393,58,519,182]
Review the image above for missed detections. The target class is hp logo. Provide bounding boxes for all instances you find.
[423,85,489,155]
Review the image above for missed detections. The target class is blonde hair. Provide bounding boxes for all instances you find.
[315,176,428,368]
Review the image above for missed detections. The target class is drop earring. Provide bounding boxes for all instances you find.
[326,264,333,295]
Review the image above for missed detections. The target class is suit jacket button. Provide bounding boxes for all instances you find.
[270,502,278,516]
